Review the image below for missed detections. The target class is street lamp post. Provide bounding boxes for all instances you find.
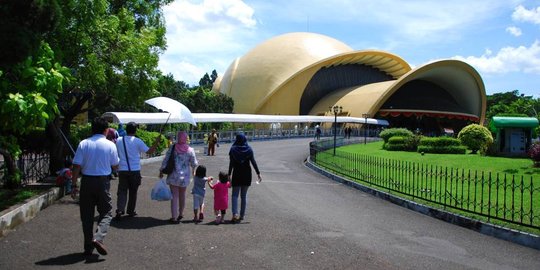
[330,105,342,156]
[362,113,370,144]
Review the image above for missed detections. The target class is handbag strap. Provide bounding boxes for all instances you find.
[169,145,175,159]
[122,136,131,171]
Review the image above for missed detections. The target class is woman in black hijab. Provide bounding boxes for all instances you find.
[228,133,262,223]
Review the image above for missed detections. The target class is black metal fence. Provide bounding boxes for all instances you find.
[310,140,540,230]
[0,152,50,187]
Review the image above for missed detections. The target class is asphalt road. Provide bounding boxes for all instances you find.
[0,138,539,269]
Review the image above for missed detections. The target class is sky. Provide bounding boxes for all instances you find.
[158,0,540,97]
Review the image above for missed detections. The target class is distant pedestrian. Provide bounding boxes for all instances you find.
[114,122,160,220]
[106,127,120,178]
[106,127,119,143]
[117,123,127,137]
[315,125,321,140]
[207,129,218,156]
[71,117,119,257]
[207,171,231,224]
[192,165,212,223]
[159,131,198,224]
[228,134,261,223]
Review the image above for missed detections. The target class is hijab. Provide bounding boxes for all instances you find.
[106,128,118,143]
[175,131,190,154]
[229,134,253,163]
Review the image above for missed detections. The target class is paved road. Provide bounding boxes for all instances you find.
[1,138,539,269]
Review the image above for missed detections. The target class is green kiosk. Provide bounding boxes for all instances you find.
[489,116,539,156]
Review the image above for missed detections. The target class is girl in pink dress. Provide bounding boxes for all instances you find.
[207,171,231,224]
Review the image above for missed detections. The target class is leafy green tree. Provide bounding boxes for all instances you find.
[0,0,61,68]
[457,124,493,154]
[485,90,540,137]
[0,43,70,188]
[44,0,173,172]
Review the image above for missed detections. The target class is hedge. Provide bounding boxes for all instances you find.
[417,145,467,154]
[419,137,461,147]
[417,137,466,154]
[379,128,413,143]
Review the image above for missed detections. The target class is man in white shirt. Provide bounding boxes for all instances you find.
[115,122,160,220]
[71,117,120,257]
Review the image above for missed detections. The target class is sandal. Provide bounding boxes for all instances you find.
[168,218,179,224]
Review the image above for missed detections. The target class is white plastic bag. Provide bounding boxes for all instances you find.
[151,179,172,201]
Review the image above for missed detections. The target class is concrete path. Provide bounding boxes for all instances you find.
[0,138,539,269]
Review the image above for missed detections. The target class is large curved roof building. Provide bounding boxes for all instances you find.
[213,32,486,135]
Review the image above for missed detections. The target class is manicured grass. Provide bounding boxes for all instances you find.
[341,141,540,177]
[313,141,540,235]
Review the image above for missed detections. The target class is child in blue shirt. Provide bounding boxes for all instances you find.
[191,165,212,223]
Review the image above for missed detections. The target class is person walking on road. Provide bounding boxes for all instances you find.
[159,131,198,223]
[228,133,261,223]
[71,117,120,256]
[191,165,211,223]
[115,122,161,220]
[207,171,231,224]
[207,129,218,156]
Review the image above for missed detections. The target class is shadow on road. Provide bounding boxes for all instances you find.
[110,216,170,229]
[35,253,104,265]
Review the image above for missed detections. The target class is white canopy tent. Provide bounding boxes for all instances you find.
[102,112,389,126]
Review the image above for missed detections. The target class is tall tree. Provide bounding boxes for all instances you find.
[45,0,173,171]
[0,1,69,188]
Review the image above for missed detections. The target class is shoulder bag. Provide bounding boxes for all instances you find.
[162,146,175,174]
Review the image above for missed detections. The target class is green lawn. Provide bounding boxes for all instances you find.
[314,141,540,235]
[341,141,540,176]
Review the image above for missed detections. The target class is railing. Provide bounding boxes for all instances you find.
[310,140,540,230]
[0,151,51,186]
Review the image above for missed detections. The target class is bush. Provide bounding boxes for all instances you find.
[379,128,413,143]
[529,142,540,167]
[419,137,461,147]
[385,135,420,151]
[417,145,467,154]
[417,137,466,154]
[136,129,167,155]
[69,123,167,155]
[457,124,493,154]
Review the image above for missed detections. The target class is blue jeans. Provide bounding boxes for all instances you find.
[231,186,249,217]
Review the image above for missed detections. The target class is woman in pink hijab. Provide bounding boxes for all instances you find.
[159,131,198,223]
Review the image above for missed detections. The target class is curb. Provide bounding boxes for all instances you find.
[305,157,540,250]
[0,156,165,238]
[0,186,62,237]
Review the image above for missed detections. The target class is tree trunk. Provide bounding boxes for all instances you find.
[46,117,72,175]
[0,148,18,189]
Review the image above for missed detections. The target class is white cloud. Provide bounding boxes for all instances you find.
[159,0,257,84]
[512,5,540,24]
[452,40,540,74]
[506,26,523,36]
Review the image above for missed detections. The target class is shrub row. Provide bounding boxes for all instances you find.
[379,128,413,143]
[419,137,461,147]
[418,137,466,154]
[384,136,417,151]
[417,145,467,154]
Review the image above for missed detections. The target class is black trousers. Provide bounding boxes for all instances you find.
[79,175,112,252]
[116,171,142,215]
